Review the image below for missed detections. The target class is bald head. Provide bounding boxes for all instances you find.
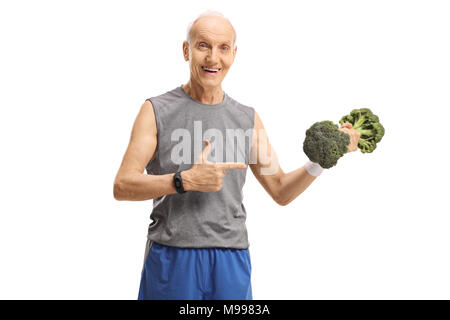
[186,11,237,50]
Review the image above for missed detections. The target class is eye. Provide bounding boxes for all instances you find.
[199,43,208,48]
[222,46,229,51]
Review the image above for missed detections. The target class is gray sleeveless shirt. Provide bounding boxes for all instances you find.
[145,85,255,249]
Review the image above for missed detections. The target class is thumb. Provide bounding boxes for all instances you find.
[198,139,211,164]
[341,123,353,129]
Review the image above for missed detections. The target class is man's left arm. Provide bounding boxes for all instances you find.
[249,111,359,206]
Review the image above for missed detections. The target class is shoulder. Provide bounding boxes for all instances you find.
[136,100,157,136]
[145,86,184,109]
[226,94,255,124]
[253,110,264,131]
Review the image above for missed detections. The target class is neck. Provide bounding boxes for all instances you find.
[182,80,224,105]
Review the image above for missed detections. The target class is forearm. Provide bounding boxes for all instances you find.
[276,165,317,206]
[114,172,178,201]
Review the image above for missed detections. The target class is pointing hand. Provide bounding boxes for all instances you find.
[181,140,247,192]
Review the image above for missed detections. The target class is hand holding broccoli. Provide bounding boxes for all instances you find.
[303,108,385,169]
[338,123,361,153]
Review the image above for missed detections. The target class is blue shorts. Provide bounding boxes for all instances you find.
[138,240,253,300]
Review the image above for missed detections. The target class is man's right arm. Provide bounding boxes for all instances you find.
[113,100,182,201]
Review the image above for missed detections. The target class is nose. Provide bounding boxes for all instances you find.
[206,47,219,65]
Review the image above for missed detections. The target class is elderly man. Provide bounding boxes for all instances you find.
[113,11,360,300]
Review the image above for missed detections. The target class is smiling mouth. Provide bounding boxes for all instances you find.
[202,66,221,73]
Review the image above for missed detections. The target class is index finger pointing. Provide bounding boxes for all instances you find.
[215,162,247,170]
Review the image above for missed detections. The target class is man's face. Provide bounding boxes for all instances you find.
[183,16,237,88]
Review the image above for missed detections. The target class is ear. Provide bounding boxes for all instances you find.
[182,41,189,61]
[230,45,237,63]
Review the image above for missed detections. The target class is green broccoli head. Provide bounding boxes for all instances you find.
[358,138,377,153]
[303,121,350,169]
[372,122,385,143]
[339,108,385,153]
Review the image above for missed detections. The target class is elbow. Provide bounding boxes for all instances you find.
[273,193,289,206]
[276,197,289,206]
[113,179,126,201]
[273,176,289,206]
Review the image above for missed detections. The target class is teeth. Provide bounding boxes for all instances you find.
[202,66,220,72]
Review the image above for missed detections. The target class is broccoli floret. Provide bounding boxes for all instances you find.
[339,108,385,153]
[303,121,350,169]
[358,138,377,153]
[372,122,385,143]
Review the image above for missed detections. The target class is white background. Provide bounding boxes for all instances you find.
[1,0,449,299]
